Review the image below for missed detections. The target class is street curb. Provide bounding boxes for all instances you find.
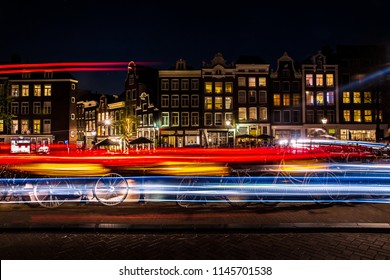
[1,222,390,231]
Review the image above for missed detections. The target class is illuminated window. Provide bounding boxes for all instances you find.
[21,119,29,134]
[225,82,233,93]
[343,110,350,122]
[316,74,323,86]
[44,85,51,96]
[364,92,372,103]
[293,94,300,106]
[33,120,41,134]
[259,77,266,87]
[326,91,334,105]
[249,107,257,120]
[204,97,212,110]
[326,74,334,86]
[11,85,19,96]
[305,74,313,86]
[316,92,324,105]
[238,91,246,103]
[12,120,18,134]
[0,120,3,132]
[259,107,267,121]
[22,85,29,96]
[248,77,256,87]
[225,97,232,109]
[283,94,290,106]
[306,91,314,105]
[238,108,247,121]
[353,110,361,122]
[273,94,281,106]
[238,77,246,87]
[215,82,223,93]
[34,85,41,96]
[342,92,350,103]
[215,97,223,109]
[364,110,372,122]
[205,82,212,93]
[353,92,361,103]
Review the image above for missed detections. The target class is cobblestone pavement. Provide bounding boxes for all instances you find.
[1,228,390,260]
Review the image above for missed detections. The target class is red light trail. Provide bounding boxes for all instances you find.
[0,61,160,74]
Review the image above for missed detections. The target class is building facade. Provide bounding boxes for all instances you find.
[0,70,78,148]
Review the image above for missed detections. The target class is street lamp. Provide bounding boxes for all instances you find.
[321,117,328,134]
[91,130,97,149]
[225,120,231,147]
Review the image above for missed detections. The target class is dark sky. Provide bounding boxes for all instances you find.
[1,0,388,94]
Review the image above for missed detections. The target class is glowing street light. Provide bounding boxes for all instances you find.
[225,120,231,147]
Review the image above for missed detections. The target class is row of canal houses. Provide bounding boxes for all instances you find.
[1,45,389,150]
[78,45,388,150]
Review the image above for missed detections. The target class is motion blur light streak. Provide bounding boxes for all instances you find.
[0,67,127,74]
[2,173,390,205]
[0,62,129,69]
[0,61,160,74]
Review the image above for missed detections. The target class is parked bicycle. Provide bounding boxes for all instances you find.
[255,157,344,204]
[0,165,38,207]
[32,172,130,208]
[175,164,257,208]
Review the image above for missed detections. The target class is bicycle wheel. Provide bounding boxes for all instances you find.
[252,172,280,206]
[176,177,207,208]
[94,173,128,206]
[304,171,342,203]
[33,177,71,208]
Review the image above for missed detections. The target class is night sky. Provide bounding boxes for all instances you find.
[1,0,388,94]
